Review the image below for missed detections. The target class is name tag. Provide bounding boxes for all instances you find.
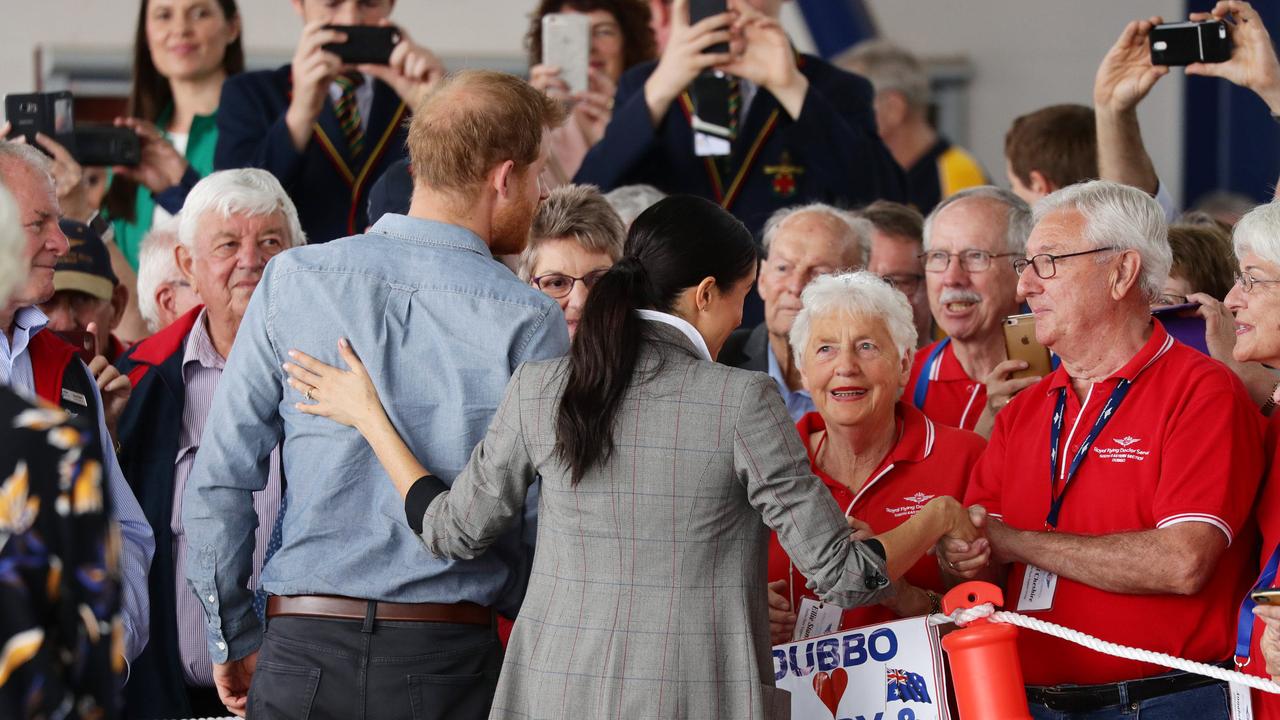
[694,131,731,157]
[1229,681,1254,720]
[1017,564,1057,611]
[792,597,843,641]
[61,388,88,408]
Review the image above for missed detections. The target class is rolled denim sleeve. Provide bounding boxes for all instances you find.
[182,265,285,663]
[84,365,155,662]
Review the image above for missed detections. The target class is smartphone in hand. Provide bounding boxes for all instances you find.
[542,13,591,95]
[689,0,729,54]
[1003,313,1052,380]
[322,25,401,66]
[52,330,97,365]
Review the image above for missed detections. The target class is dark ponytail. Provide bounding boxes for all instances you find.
[555,195,758,484]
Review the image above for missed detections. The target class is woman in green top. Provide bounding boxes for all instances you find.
[105,0,244,270]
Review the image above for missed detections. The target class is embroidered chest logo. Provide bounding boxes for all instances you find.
[763,151,804,198]
[885,492,935,518]
[1092,434,1150,463]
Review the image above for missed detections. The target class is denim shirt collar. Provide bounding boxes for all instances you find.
[369,214,494,259]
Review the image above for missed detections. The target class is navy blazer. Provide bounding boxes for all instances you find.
[215,66,410,243]
[575,55,906,236]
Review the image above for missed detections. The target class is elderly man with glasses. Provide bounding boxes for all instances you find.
[939,180,1265,720]
[906,187,1033,436]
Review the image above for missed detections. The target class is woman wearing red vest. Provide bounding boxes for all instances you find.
[766,271,986,642]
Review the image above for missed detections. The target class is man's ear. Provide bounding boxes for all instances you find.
[878,91,910,130]
[492,160,517,201]
[175,244,196,287]
[155,283,176,319]
[1110,250,1144,301]
[1029,170,1054,198]
[109,283,129,330]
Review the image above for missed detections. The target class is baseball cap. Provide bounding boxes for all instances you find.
[53,219,118,301]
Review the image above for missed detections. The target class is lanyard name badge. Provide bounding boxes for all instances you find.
[1018,378,1133,612]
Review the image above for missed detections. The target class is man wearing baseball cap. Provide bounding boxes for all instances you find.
[40,219,129,364]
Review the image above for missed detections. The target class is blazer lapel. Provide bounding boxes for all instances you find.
[313,94,356,185]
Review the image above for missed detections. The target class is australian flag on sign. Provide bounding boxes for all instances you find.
[885,668,932,704]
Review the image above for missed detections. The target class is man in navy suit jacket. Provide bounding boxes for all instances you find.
[215,0,444,243]
[575,0,906,238]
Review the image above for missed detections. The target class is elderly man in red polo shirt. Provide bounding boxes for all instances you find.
[940,180,1265,719]
[906,187,1034,438]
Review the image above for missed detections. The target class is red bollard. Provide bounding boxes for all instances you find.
[941,581,1032,720]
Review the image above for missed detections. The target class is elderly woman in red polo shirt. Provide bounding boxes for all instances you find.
[766,271,987,642]
[1200,199,1280,719]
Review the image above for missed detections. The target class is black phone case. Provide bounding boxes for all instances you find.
[5,91,74,149]
[322,25,401,66]
[688,0,729,54]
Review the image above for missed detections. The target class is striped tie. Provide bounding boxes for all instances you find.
[334,72,365,158]
[727,76,741,142]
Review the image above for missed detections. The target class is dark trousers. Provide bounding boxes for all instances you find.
[247,613,501,720]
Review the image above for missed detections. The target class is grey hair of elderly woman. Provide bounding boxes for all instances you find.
[789,271,919,368]
[517,184,626,281]
[1232,199,1280,267]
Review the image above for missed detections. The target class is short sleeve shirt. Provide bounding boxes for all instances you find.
[906,339,986,432]
[768,402,986,630]
[965,321,1265,686]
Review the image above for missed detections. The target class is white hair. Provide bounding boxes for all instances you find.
[0,185,25,303]
[789,271,918,369]
[1232,199,1280,269]
[178,169,306,250]
[603,184,667,228]
[924,185,1032,255]
[762,203,872,269]
[136,217,182,332]
[835,38,931,112]
[0,143,56,204]
[1033,180,1171,302]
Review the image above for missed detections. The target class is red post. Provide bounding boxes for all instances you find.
[941,581,1032,720]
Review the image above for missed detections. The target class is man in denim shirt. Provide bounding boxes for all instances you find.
[182,70,568,719]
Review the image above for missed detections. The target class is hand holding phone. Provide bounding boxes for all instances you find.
[1002,314,1053,380]
[322,25,401,66]
[542,13,590,96]
[53,330,97,364]
[1150,20,1231,66]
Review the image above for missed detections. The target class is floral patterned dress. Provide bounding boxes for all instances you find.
[0,386,122,719]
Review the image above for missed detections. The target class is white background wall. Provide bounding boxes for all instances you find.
[2,0,1187,200]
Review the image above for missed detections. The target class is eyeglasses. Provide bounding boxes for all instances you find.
[1234,270,1280,293]
[919,249,1019,273]
[531,269,610,298]
[1013,246,1118,280]
[880,273,924,295]
[1152,293,1189,307]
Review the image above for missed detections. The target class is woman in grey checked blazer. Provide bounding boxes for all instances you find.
[286,196,980,719]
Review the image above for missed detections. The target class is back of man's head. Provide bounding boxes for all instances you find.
[1004,104,1097,196]
[408,70,566,206]
[835,39,930,114]
[136,217,182,332]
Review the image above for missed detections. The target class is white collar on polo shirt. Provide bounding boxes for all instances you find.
[636,309,713,362]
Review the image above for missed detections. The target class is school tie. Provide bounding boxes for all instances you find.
[333,72,366,159]
[726,75,741,142]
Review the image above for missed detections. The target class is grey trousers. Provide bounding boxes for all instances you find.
[247,611,502,720]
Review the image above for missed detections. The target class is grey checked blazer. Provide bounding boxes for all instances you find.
[421,322,892,720]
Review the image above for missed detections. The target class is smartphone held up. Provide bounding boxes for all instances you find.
[1149,20,1232,66]
[4,91,140,167]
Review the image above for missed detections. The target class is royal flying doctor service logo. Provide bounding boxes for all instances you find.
[885,492,935,518]
[1093,434,1150,463]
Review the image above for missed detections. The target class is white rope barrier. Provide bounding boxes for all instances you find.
[928,603,1280,695]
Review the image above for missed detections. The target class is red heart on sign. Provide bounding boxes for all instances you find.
[811,667,848,717]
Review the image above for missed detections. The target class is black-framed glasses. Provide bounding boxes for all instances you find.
[880,273,924,295]
[1013,246,1118,279]
[918,249,1019,273]
[531,269,610,298]
[1234,270,1280,293]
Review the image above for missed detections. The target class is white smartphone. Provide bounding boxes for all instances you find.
[542,13,591,95]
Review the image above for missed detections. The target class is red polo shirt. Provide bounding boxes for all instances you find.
[768,402,986,630]
[1241,414,1280,719]
[907,339,986,432]
[965,321,1264,686]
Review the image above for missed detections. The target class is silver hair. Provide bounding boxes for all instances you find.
[924,185,1032,255]
[762,203,872,269]
[0,186,25,303]
[835,39,930,112]
[518,184,625,281]
[603,184,667,228]
[1232,200,1280,270]
[0,143,57,203]
[790,270,918,369]
[1033,179,1171,302]
[178,169,306,250]
[135,216,182,332]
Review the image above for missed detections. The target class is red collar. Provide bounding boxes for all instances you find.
[796,401,938,496]
[1046,320,1174,393]
[128,305,204,366]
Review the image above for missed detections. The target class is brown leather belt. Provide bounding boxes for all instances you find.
[267,595,493,626]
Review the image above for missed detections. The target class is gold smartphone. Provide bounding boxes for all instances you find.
[1002,313,1052,380]
[1252,588,1280,605]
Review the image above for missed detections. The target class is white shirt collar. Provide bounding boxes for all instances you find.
[636,309,712,362]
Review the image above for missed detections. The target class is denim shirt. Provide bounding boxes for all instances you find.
[766,340,815,422]
[182,214,569,663]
